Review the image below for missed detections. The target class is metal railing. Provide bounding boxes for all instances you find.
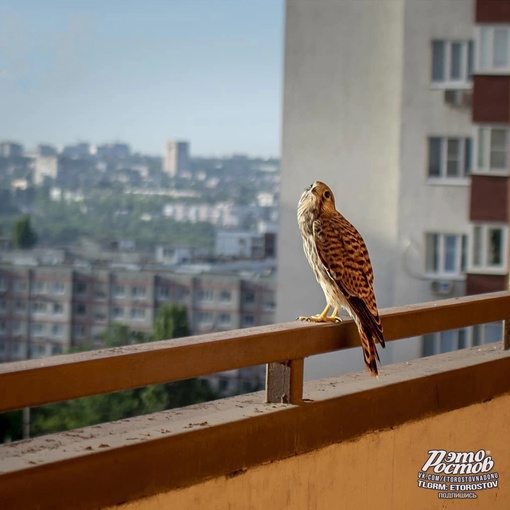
[1,291,509,411]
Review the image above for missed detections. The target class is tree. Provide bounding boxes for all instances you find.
[154,303,216,411]
[13,215,38,249]
[30,306,217,438]
[154,304,190,340]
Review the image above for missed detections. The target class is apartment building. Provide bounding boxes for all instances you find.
[277,0,508,379]
[0,261,275,363]
[163,140,190,177]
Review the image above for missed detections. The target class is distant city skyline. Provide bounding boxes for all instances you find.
[0,0,284,157]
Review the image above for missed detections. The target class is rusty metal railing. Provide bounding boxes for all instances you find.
[0,291,509,411]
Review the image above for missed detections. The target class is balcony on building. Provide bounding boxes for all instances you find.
[0,291,509,509]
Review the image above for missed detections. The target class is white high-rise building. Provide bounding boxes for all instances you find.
[33,155,58,186]
[277,0,477,379]
[163,140,190,177]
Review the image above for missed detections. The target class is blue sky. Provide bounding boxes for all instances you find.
[0,0,284,157]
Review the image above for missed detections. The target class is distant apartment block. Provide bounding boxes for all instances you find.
[0,142,23,159]
[215,230,276,259]
[163,140,190,177]
[33,155,58,186]
[0,259,276,363]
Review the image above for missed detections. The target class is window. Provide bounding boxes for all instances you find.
[51,324,64,338]
[32,281,46,294]
[11,342,27,358]
[432,40,473,86]
[130,307,146,321]
[219,290,232,303]
[14,279,27,293]
[428,137,471,179]
[74,303,87,316]
[472,321,503,345]
[52,303,64,315]
[32,302,47,314]
[424,322,502,356]
[31,323,46,337]
[158,287,170,300]
[218,313,231,326]
[94,307,107,322]
[51,344,63,356]
[112,285,125,298]
[475,126,509,173]
[0,279,7,292]
[197,312,213,325]
[113,307,125,320]
[73,325,86,339]
[15,301,26,313]
[0,300,6,313]
[74,282,88,295]
[131,286,147,299]
[176,288,189,302]
[264,296,276,310]
[198,289,213,302]
[470,224,508,272]
[477,26,510,73]
[94,283,107,299]
[52,282,65,295]
[425,233,467,276]
[242,314,255,327]
[243,291,256,305]
[423,328,468,356]
[32,344,47,358]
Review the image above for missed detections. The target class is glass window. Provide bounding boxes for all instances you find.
[488,228,503,265]
[432,40,473,85]
[476,126,509,172]
[493,27,509,68]
[471,224,507,270]
[444,235,457,272]
[428,137,471,179]
[450,42,462,80]
[446,139,460,176]
[432,41,445,81]
[428,138,441,177]
[426,233,466,276]
[477,26,510,72]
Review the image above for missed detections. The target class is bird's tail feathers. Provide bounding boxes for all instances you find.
[359,327,381,377]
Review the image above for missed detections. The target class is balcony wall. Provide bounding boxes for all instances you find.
[114,389,510,510]
[1,293,510,509]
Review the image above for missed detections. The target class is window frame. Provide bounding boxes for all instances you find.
[468,223,508,274]
[129,307,146,321]
[425,232,467,278]
[476,25,510,74]
[473,125,510,175]
[431,39,474,88]
[427,136,471,183]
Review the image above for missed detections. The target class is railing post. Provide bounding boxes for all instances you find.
[265,359,304,404]
[504,320,510,350]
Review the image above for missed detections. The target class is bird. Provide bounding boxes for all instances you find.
[297,181,385,376]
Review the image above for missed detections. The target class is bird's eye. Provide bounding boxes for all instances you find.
[324,191,331,199]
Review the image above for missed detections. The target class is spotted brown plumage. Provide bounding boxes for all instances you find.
[297,181,385,376]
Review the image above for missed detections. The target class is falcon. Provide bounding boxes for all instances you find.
[297,181,385,376]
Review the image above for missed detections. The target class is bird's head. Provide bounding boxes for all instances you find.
[298,181,337,218]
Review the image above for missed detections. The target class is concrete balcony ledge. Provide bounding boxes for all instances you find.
[1,342,509,509]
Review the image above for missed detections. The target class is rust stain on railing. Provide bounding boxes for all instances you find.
[0,291,509,411]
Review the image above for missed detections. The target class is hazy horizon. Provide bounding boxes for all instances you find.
[0,0,284,158]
